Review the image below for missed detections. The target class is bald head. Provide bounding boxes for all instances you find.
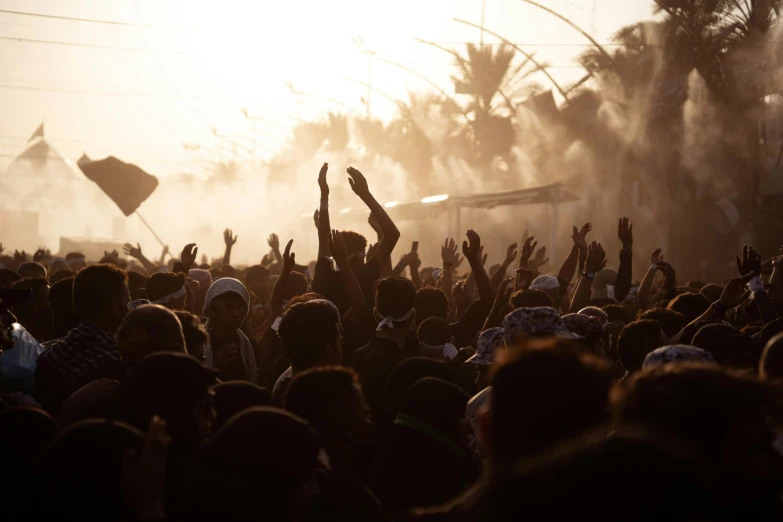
[116,304,187,369]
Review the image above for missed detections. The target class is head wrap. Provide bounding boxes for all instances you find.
[201,278,257,383]
[151,286,185,305]
[578,306,609,327]
[420,342,459,360]
[188,268,212,288]
[466,327,505,366]
[562,313,606,336]
[377,307,415,332]
[503,306,581,345]
[590,268,617,300]
[203,277,250,317]
[529,274,560,292]
[642,345,716,370]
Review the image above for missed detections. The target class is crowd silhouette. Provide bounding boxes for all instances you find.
[2,163,783,520]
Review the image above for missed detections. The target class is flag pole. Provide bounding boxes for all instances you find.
[134,211,165,248]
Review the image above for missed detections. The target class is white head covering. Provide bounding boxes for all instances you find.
[203,277,250,318]
[202,277,257,384]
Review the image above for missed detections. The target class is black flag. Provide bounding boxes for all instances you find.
[77,156,158,216]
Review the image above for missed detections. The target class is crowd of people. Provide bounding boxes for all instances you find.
[2,163,783,520]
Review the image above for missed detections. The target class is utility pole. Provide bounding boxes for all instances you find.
[353,36,376,119]
[480,0,486,45]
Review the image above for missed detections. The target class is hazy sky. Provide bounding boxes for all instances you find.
[0,0,654,176]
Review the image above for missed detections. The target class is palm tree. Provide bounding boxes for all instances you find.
[450,43,523,168]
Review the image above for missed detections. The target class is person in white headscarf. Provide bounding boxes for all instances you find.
[202,278,258,384]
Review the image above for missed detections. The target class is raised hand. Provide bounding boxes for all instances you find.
[0,243,4,255]
[618,217,633,250]
[366,242,378,261]
[494,277,514,308]
[181,243,198,268]
[718,273,754,308]
[313,210,320,230]
[318,162,329,199]
[161,245,170,258]
[520,236,537,267]
[329,230,348,268]
[462,229,482,263]
[214,343,240,372]
[571,223,592,253]
[282,239,295,273]
[442,238,459,266]
[656,261,677,290]
[267,233,280,253]
[33,248,46,263]
[347,167,370,199]
[13,250,27,264]
[650,248,663,265]
[736,245,762,276]
[453,281,470,309]
[223,228,238,247]
[584,241,607,273]
[530,245,549,271]
[409,252,422,271]
[124,243,143,260]
[503,243,518,266]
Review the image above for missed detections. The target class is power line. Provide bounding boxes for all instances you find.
[0,8,197,30]
[0,82,219,99]
[0,35,197,55]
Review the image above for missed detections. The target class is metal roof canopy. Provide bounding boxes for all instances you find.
[388,183,581,262]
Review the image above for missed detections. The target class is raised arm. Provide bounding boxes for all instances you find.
[174,243,198,274]
[442,239,460,301]
[330,230,369,323]
[491,243,518,291]
[124,242,156,273]
[268,234,283,266]
[569,241,606,313]
[770,246,783,300]
[482,277,514,330]
[317,163,331,260]
[463,229,493,303]
[222,228,238,267]
[270,240,295,317]
[562,223,591,285]
[347,167,400,266]
[638,248,662,311]
[738,245,779,325]
[615,217,634,302]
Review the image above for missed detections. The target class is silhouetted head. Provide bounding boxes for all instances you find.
[72,264,130,333]
[639,308,687,339]
[10,277,52,341]
[375,277,417,333]
[17,261,46,280]
[284,366,374,468]
[278,300,342,372]
[415,286,449,322]
[617,320,667,373]
[175,311,208,363]
[116,304,186,370]
[49,276,78,338]
[487,339,613,468]
[691,323,755,370]
[667,293,711,323]
[511,289,554,309]
[146,272,186,310]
